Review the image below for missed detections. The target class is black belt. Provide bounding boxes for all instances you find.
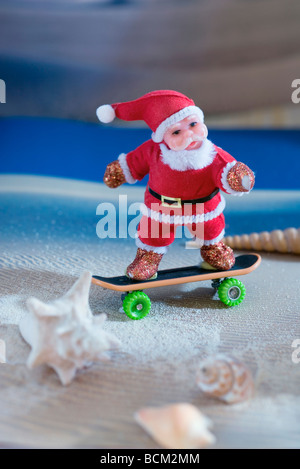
[148,186,219,208]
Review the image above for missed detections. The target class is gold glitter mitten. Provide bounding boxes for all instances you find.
[227,162,255,192]
[103,160,126,188]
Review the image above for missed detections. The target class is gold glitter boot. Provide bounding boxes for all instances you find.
[126,248,164,281]
[201,242,235,271]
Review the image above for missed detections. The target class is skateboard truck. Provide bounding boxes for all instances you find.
[211,278,222,289]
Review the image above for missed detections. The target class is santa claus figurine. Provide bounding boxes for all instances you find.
[97,90,255,281]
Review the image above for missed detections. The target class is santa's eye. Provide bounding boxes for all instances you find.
[172,130,180,135]
[190,121,198,127]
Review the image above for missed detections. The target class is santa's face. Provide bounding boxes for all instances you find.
[163,114,208,151]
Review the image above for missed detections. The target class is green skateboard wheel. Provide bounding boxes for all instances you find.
[218,278,246,306]
[122,291,151,320]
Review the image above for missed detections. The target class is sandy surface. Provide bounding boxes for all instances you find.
[0,176,300,449]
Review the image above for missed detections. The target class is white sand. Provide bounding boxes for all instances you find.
[0,175,300,448]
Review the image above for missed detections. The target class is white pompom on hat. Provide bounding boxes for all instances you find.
[96,90,204,143]
[96,104,116,123]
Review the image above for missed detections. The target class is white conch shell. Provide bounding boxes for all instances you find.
[196,354,254,404]
[224,228,300,254]
[134,403,216,449]
[19,271,121,385]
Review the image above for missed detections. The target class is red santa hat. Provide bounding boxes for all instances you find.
[96,90,204,143]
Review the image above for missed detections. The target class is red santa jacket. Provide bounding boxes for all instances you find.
[118,138,245,224]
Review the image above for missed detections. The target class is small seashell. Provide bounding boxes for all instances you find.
[134,403,216,449]
[196,354,254,404]
[224,228,300,254]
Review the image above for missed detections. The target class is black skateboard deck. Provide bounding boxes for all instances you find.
[92,253,261,292]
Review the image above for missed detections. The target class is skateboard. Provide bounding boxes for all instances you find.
[92,253,261,320]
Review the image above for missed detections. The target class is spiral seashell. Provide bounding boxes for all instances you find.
[196,354,254,404]
[224,228,300,254]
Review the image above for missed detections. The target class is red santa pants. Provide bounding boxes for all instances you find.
[137,213,225,248]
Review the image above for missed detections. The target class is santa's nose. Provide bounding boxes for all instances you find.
[182,128,193,138]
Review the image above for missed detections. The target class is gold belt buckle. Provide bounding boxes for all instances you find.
[161,195,182,208]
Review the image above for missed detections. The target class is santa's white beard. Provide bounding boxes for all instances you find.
[159,138,217,171]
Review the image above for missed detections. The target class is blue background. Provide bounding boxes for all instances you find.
[1,116,300,190]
